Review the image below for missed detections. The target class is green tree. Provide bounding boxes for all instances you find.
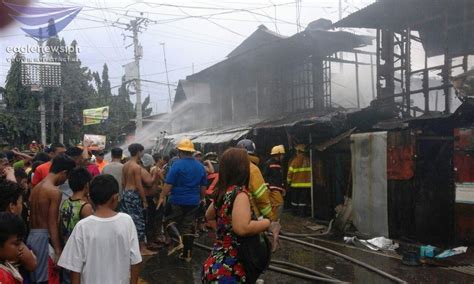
[3,53,39,147]
[142,95,153,117]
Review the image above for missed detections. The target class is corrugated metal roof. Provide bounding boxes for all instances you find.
[192,127,251,144]
[165,127,250,145]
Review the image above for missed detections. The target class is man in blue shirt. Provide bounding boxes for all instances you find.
[157,138,207,262]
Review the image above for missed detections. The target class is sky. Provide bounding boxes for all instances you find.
[0,0,415,115]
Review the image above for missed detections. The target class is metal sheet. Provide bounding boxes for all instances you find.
[351,132,389,237]
[192,128,250,144]
[166,130,207,143]
[456,183,474,204]
[165,127,250,145]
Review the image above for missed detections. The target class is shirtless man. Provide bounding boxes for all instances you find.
[121,143,156,256]
[140,154,164,249]
[27,154,76,283]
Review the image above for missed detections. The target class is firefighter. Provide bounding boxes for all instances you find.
[287,144,312,217]
[264,145,286,219]
[263,144,286,252]
[236,139,281,249]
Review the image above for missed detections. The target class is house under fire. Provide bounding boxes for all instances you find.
[169,22,372,133]
[153,2,474,247]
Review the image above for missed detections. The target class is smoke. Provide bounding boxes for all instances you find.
[106,98,196,160]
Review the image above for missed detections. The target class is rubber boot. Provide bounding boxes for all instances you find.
[179,234,194,262]
[166,223,183,256]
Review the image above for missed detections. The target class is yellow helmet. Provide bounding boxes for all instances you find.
[295,144,307,152]
[176,138,195,152]
[270,145,285,155]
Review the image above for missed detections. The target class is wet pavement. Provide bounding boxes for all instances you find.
[139,213,474,283]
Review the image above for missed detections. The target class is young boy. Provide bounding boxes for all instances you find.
[58,175,142,284]
[0,180,37,274]
[0,212,27,284]
[59,168,93,283]
[59,167,93,244]
[28,154,76,283]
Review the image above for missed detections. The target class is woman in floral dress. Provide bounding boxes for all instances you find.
[202,148,271,283]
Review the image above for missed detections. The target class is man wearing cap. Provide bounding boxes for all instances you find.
[157,138,207,262]
[287,144,312,217]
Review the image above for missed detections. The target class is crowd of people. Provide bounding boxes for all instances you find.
[0,138,312,283]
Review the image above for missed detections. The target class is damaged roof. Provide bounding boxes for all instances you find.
[227,25,285,58]
[188,22,373,81]
[165,126,251,145]
[253,109,357,130]
[334,0,474,57]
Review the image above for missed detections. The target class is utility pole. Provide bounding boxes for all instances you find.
[30,35,47,146]
[22,25,61,146]
[338,0,344,72]
[131,19,143,131]
[160,42,172,112]
[59,88,64,144]
[115,15,154,132]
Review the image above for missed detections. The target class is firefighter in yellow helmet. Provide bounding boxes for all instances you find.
[287,144,312,217]
[236,139,281,250]
[158,138,207,262]
[263,145,286,251]
[263,145,286,218]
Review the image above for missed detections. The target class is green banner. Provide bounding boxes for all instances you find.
[83,106,109,125]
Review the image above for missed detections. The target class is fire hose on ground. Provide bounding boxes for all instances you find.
[194,242,345,283]
[280,219,334,237]
[276,235,408,284]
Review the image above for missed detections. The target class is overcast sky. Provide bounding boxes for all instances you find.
[1,0,378,114]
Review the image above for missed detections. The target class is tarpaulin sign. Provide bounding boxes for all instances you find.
[83,106,109,125]
[83,134,106,150]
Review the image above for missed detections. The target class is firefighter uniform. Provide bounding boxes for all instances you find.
[249,155,276,221]
[287,145,312,216]
[263,146,286,220]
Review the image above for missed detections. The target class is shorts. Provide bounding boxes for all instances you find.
[120,190,145,241]
[26,229,49,283]
[164,203,199,235]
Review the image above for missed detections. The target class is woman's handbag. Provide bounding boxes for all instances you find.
[230,187,272,283]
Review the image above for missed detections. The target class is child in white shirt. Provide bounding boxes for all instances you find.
[58,174,142,284]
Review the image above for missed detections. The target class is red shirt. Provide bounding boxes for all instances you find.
[96,160,108,173]
[0,265,22,284]
[87,164,100,177]
[31,161,52,186]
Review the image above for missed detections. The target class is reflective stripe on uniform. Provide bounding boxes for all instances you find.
[252,183,267,199]
[269,185,285,192]
[291,182,312,188]
[291,167,312,173]
[269,164,281,169]
[288,167,295,173]
[260,204,272,216]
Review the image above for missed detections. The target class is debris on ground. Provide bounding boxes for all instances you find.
[436,247,468,259]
